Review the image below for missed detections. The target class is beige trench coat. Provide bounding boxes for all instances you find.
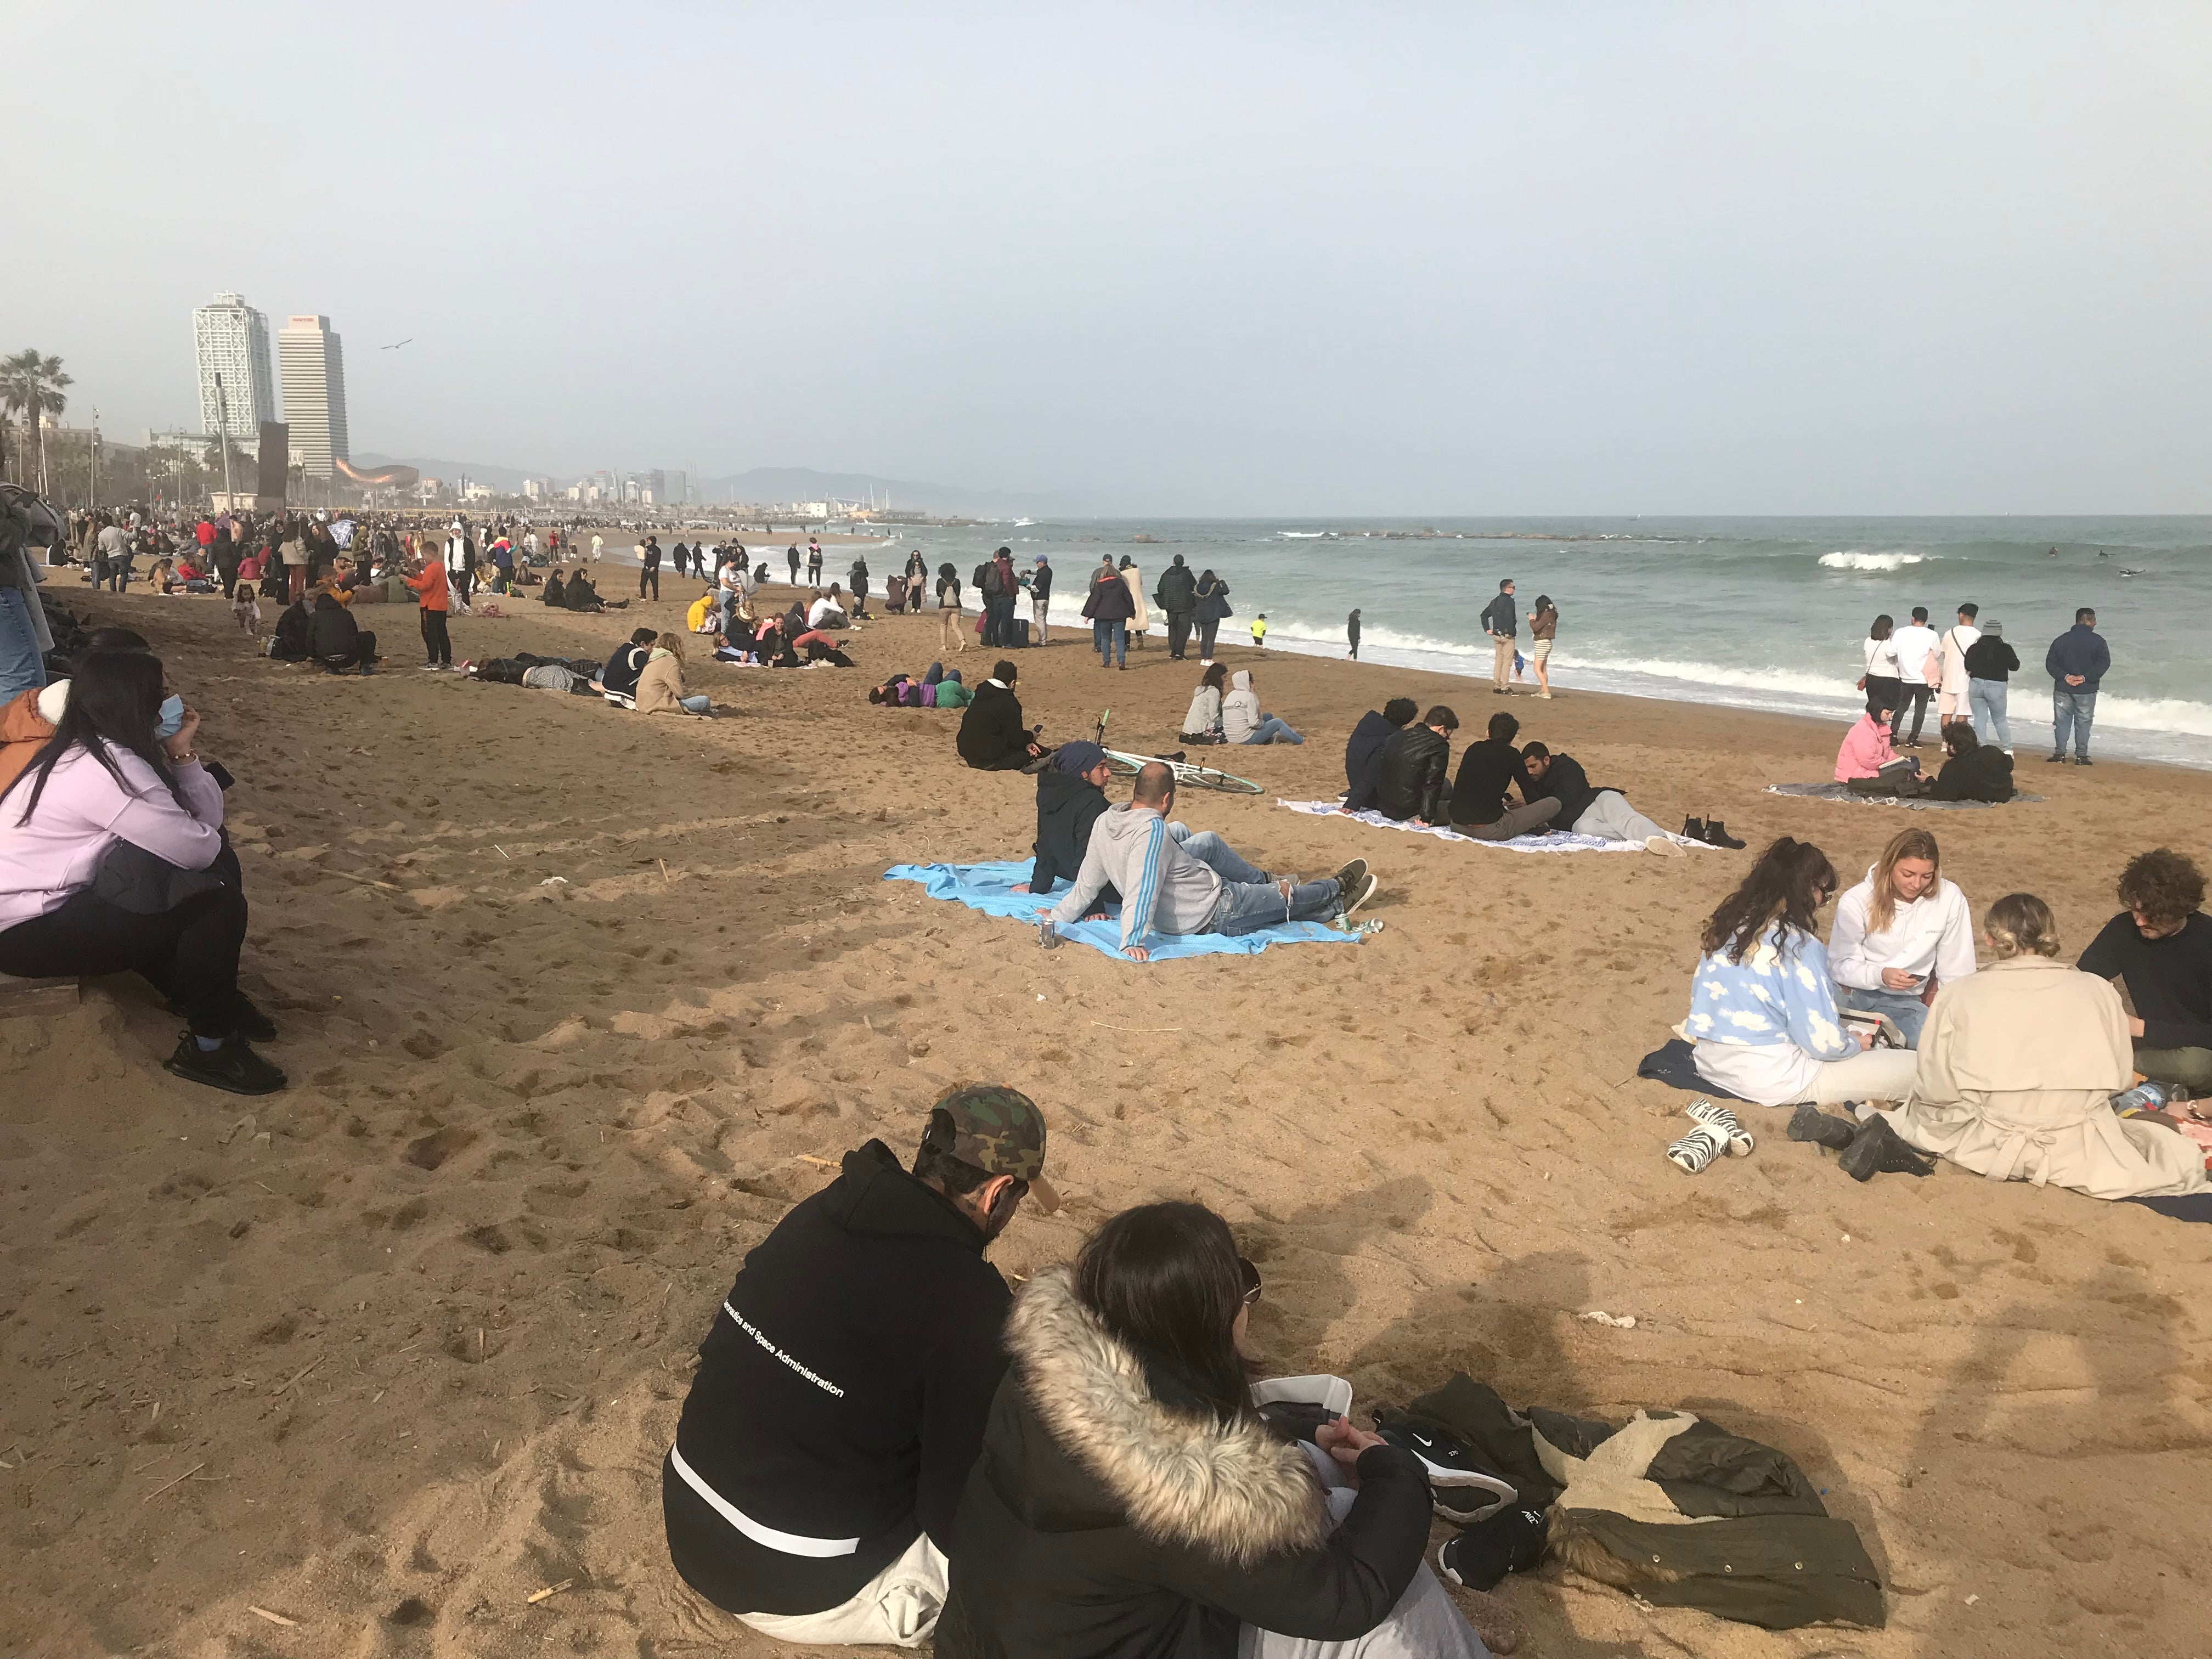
[1878,956,2205,1200]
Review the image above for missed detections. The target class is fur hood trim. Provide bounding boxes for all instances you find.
[1005,1266,1326,1565]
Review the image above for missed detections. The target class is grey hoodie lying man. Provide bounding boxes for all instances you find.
[1040,761,1378,961]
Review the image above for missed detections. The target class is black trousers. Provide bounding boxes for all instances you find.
[1167,611,1193,657]
[1198,619,1221,659]
[0,883,248,1036]
[318,629,376,670]
[420,608,452,665]
[640,566,660,600]
[1892,685,1933,743]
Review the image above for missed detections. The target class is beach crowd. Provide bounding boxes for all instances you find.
[0,486,2204,1659]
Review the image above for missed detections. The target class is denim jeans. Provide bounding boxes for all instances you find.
[2052,686,2097,758]
[1841,983,1931,1048]
[1096,616,1127,667]
[1182,832,1339,935]
[679,693,712,715]
[1968,679,2011,751]
[1240,714,1304,744]
[0,585,46,703]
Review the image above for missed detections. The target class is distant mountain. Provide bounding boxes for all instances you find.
[351,454,1103,516]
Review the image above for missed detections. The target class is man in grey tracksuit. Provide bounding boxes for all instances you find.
[1042,763,1372,960]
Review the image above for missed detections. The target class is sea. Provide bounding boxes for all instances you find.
[819,516,2212,769]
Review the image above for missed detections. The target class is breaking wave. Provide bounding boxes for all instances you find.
[1819,551,1929,572]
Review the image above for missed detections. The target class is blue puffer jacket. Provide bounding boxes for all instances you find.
[2044,624,2110,690]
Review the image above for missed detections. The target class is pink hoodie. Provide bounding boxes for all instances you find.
[0,742,225,929]
[1833,714,1897,782]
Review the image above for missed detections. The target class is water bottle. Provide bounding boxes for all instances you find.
[2111,1081,2171,1114]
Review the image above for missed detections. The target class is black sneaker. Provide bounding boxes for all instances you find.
[1338,870,1380,921]
[1702,819,1747,850]
[163,1031,287,1096]
[1787,1104,1857,1150]
[1331,858,1369,896]
[1437,1507,1550,1592]
[1838,1115,1936,1181]
[2046,753,2067,763]
[2075,756,2092,766]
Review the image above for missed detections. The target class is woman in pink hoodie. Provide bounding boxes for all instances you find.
[0,648,284,1094]
[1834,693,1900,782]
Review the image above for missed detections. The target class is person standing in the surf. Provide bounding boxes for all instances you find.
[1347,607,1362,661]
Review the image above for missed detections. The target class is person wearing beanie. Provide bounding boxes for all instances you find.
[1342,696,1417,814]
[1012,740,1119,904]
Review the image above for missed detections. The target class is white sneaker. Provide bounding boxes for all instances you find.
[1645,836,1686,857]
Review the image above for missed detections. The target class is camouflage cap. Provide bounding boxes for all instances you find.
[936,1083,1059,1212]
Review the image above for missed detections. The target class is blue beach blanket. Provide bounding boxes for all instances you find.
[884,860,1361,961]
[1278,799,1708,854]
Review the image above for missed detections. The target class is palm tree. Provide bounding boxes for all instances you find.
[0,351,72,494]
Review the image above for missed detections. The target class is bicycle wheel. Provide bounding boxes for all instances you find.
[1102,750,1144,778]
[1177,764,1263,794]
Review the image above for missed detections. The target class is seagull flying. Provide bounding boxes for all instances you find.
[381,338,413,350]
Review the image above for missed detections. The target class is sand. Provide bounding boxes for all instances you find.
[4,577,2209,1659]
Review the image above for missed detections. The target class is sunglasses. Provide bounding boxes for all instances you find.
[1238,1256,1263,1308]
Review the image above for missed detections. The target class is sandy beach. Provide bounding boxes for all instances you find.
[5,578,2209,1659]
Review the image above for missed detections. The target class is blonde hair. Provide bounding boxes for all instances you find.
[1984,893,2059,960]
[1868,827,1940,936]
[654,630,685,661]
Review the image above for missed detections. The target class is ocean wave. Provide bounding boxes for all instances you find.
[1819,551,1929,572]
[1278,531,1331,539]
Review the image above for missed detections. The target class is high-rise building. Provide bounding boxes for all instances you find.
[278,314,350,478]
[193,292,276,439]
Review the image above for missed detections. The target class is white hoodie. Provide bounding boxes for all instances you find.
[1220,671,1261,744]
[1829,866,1978,992]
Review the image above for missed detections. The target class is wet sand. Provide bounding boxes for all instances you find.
[4,579,2209,1658]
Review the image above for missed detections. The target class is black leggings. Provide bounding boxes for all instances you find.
[420,608,452,665]
[1198,619,1221,658]
[0,884,249,1036]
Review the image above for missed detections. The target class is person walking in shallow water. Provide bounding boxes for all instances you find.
[1346,608,1361,661]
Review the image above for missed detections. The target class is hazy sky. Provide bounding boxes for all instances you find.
[21,3,2212,514]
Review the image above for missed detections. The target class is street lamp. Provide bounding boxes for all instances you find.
[213,373,236,507]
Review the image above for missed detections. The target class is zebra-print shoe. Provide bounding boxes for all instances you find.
[1685,1099,1755,1156]
[1666,1124,1732,1174]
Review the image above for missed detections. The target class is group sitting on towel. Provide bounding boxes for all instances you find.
[1352,700,1686,854]
[1835,695,2013,801]
[660,1085,1494,1655]
[1683,833,2207,1197]
[1036,760,1378,960]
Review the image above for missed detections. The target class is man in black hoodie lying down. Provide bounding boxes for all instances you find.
[662,1086,1059,1647]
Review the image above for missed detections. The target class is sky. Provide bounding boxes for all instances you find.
[19,2,2212,515]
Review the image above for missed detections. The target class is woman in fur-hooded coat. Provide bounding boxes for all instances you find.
[933,1260,1439,1659]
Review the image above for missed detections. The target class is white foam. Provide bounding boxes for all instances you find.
[1819,551,1929,572]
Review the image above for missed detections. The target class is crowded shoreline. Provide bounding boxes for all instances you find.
[4,526,2210,1656]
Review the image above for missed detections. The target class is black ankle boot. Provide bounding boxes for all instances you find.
[1838,1116,1936,1181]
[1681,816,1706,841]
[1702,819,1747,850]
[1788,1105,1857,1150]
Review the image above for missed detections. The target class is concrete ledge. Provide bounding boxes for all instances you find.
[0,977,81,1019]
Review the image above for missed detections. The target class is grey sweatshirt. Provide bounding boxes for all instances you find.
[1048,804,1222,949]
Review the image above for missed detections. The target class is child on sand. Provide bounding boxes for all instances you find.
[1251,613,1267,649]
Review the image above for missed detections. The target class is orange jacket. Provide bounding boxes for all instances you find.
[403,562,450,612]
[0,687,57,802]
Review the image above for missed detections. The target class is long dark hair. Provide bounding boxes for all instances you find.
[1699,836,1838,964]
[1076,1202,1252,1425]
[1199,663,1228,693]
[1869,613,1893,641]
[5,650,184,825]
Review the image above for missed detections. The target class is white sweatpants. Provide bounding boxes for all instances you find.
[736,1532,948,1648]
[1571,790,1666,844]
